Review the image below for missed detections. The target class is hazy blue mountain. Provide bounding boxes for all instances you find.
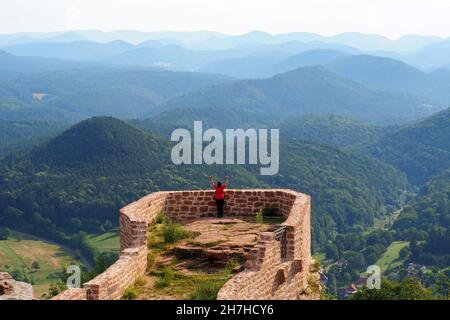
[322,33,442,52]
[0,67,231,121]
[187,31,278,50]
[199,49,350,79]
[153,66,440,124]
[0,50,100,73]
[406,40,450,71]
[182,31,441,52]
[198,52,288,78]
[326,55,450,105]
[394,35,444,52]
[105,44,214,70]
[270,49,351,76]
[3,40,134,61]
[77,30,224,45]
[0,31,88,47]
[136,40,166,48]
[32,32,87,43]
[2,30,443,53]
[107,41,358,72]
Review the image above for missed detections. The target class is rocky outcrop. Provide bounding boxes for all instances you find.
[174,218,269,266]
[0,272,33,300]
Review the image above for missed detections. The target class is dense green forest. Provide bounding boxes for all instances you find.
[0,120,65,156]
[394,170,450,267]
[367,107,450,185]
[0,117,407,256]
[279,113,389,149]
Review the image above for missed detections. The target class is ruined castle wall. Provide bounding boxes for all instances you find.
[53,192,167,300]
[53,189,311,300]
[163,189,296,222]
[52,288,87,300]
[217,193,311,300]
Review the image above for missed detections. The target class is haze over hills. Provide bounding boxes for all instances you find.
[3,30,450,72]
[326,55,450,105]
[199,49,351,79]
[0,67,231,122]
[152,66,440,124]
[1,30,445,52]
[3,40,135,61]
[0,50,101,73]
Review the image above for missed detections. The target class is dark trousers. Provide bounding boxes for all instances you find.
[215,199,225,217]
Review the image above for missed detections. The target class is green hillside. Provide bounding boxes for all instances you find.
[0,67,231,121]
[279,113,387,149]
[154,66,438,124]
[367,107,450,185]
[0,117,407,253]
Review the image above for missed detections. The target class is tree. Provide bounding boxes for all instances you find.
[324,243,339,260]
[2,207,23,227]
[31,261,40,271]
[351,278,434,300]
[399,246,410,259]
[0,227,10,240]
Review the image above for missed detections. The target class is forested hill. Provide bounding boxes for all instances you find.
[0,67,231,122]
[152,66,438,124]
[394,170,450,267]
[0,117,406,251]
[366,107,450,185]
[30,117,171,173]
[279,113,388,149]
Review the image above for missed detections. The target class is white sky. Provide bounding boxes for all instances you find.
[1,0,450,38]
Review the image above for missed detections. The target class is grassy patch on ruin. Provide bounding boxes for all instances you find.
[134,217,236,300]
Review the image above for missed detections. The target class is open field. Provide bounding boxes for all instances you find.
[86,228,120,254]
[0,232,80,298]
[376,241,409,272]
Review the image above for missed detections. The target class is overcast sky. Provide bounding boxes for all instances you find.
[1,0,450,38]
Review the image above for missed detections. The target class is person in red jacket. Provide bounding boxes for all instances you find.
[209,175,229,218]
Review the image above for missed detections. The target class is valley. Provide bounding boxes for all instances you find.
[0,29,449,300]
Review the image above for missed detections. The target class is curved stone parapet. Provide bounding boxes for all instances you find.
[53,189,311,300]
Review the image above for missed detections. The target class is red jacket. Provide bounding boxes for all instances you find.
[214,184,226,200]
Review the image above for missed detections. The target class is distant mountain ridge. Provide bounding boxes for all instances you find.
[2,30,443,52]
[326,55,450,105]
[152,66,441,124]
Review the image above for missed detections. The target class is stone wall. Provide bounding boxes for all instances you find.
[53,189,311,300]
[217,193,311,300]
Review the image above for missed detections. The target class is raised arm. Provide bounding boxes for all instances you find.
[209,175,216,187]
[224,176,229,187]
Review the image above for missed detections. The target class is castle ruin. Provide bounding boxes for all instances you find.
[53,189,316,300]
